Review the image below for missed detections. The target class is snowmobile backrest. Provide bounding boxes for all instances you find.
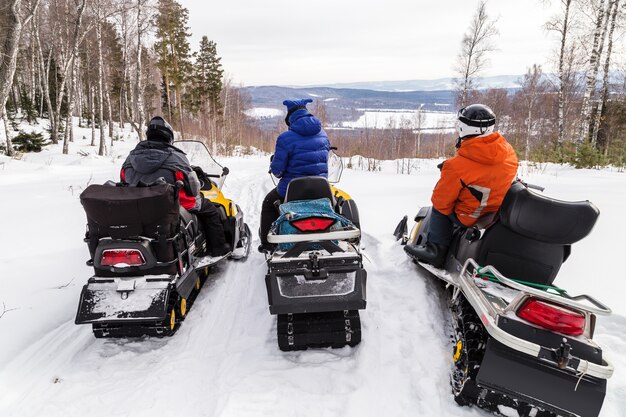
[284,176,334,203]
[499,181,599,245]
[80,183,180,240]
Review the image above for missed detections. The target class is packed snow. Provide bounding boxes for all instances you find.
[0,120,625,417]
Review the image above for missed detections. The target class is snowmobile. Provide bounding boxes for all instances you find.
[264,150,366,351]
[394,180,613,417]
[75,140,251,338]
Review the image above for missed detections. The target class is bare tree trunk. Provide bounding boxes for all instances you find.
[90,86,96,146]
[35,22,55,136]
[578,0,609,144]
[177,88,185,140]
[0,0,41,155]
[2,111,13,156]
[129,0,146,141]
[51,0,86,146]
[105,71,114,145]
[591,0,620,147]
[29,19,36,116]
[62,72,72,154]
[555,0,573,148]
[96,17,106,156]
[455,1,498,107]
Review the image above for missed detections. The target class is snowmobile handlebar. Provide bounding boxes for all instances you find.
[516,179,545,192]
[525,182,545,192]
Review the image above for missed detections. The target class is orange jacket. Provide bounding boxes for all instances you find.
[431,132,518,227]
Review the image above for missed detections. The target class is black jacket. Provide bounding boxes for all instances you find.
[121,141,201,209]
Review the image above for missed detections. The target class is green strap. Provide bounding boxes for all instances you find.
[475,266,568,295]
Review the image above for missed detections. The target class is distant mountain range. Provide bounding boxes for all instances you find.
[242,75,527,123]
[242,85,457,130]
[243,72,623,131]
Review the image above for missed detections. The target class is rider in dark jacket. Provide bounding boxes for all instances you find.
[121,117,229,256]
[258,99,330,252]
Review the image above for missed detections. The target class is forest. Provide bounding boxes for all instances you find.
[0,0,625,169]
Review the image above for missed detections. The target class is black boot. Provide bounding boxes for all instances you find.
[257,243,276,254]
[404,242,448,268]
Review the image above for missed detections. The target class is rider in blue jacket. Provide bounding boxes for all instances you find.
[258,99,330,252]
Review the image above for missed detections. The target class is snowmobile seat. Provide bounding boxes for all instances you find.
[284,176,335,204]
[456,182,599,286]
[499,181,599,245]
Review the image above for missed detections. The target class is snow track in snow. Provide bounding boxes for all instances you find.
[1,134,625,417]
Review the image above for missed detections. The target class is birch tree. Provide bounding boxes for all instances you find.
[577,0,610,144]
[546,0,577,148]
[0,0,41,156]
[591,0,621,147]
[454,0,499,108]
[519,65,548,161]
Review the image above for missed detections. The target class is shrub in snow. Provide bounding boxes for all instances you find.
[12,131,48,153]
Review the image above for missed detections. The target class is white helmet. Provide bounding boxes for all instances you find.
[456,104,496,140]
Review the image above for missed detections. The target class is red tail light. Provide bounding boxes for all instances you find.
[290,217,336,232]
[101,249,145,267]
[516,298,585,336]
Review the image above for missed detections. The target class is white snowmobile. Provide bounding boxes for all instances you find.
[75,140,251,338]
[264,151,366,351]
[395,180,613,417]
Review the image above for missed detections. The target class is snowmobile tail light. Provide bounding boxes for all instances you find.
[101,249,145,267]
[290,217,336,232]
[516,298,585,336]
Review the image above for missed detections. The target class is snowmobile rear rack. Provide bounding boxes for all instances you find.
[267,228,360,244]
[470,261,612,316]
[458,258,614,380]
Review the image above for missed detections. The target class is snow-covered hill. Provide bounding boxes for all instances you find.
[0,123,624,417]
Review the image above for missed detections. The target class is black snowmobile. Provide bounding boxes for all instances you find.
[75,140,251,338]
[395,180,614,417]
[264,151,366,351]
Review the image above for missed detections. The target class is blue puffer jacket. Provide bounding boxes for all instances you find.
[270,99,330,197]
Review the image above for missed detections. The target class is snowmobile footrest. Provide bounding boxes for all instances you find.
[477,339,606,417]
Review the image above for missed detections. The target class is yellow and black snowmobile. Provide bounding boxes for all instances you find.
[75,140,251,338]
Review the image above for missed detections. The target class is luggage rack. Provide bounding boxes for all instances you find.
[455,258,614,380]
[460,258,612,316]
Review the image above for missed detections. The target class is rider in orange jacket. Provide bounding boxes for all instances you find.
[406,104,518,267]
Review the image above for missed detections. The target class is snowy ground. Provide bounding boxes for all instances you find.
[0,121,625,417]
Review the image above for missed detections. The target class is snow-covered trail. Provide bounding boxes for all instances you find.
[0,153,471,417]
[1,133,625,417]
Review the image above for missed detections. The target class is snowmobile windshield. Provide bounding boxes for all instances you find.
[174,140,227,189]
[327,150,343,184]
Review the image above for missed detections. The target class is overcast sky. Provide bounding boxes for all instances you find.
[179,0,565,86]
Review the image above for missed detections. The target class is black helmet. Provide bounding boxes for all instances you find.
[146,116,174,143]
[456,104,496,139]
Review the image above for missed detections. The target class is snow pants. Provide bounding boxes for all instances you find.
[192,198,227,253]
[259,188,284,245]
[428,208,465,247]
